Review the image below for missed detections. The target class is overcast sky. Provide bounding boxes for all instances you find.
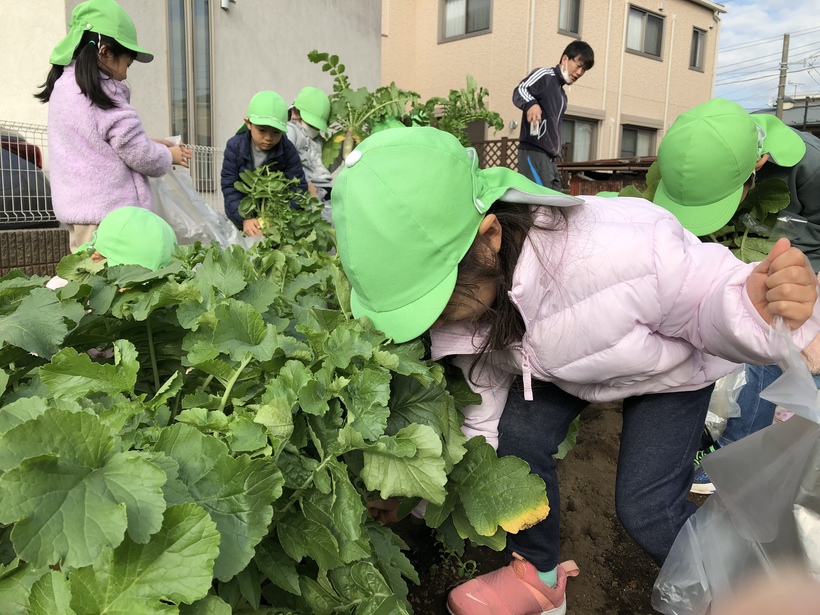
[715,0,820,111]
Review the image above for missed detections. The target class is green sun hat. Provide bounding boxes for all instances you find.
[241,91,288,133]
[50,0,153,66]
[654,98,759,236]
[332,127,582,343]
[77,207,177,270]
[293,87,331,133]
[750,114,807,167]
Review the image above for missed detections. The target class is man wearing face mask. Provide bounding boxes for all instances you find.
[513,41,594,191]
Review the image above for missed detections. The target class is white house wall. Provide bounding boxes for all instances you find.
[3,0,381,153]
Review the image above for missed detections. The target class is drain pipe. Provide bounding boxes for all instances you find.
[527,0,536,73]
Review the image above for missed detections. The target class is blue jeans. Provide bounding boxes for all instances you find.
[497,381,713,570]
[719,364,781,446]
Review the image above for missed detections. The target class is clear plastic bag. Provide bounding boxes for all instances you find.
[652,318,820,615]
[150,168,254,250]
[704,366,746,441]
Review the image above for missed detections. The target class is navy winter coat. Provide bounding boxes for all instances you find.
[220,130,308,226]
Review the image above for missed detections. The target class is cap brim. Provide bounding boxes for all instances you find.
[751,114,806,167]
[119,40,153,63]
[654,179,744,236]
[477,165,580,212]
[299,110,328,133]
[247,116,287,132]
[350,265,458,343]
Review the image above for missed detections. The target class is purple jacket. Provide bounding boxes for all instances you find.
[47,63,172,225]
[431,196,820,448]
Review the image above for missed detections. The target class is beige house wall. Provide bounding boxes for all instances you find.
[382,0,722,159]
[3,1,381,154]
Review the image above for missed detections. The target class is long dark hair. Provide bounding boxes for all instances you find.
[35,31,136,109]
[443,202,569,358]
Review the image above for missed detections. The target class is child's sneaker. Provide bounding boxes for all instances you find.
[690,465,715,495]
[446,553,579,615]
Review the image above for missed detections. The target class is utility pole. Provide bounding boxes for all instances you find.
[775,33,790,119]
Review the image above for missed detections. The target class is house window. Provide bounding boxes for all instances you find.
[626,6,663,58]
[442,0,492,41]
[168,0,213,147]
[562,117,597,162]
[620,126,656,157]
[558,0,581,36]
[690,28,706,70]
[168,0,214,192]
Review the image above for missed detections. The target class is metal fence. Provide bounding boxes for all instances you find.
[188,144,224,213]
[0,120,226,230]
[0,121,55,229]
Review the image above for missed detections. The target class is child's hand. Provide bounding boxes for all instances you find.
[367,497,401,526]
[242,218,263,237]
[747,237,818,329]
[169,145,190,168]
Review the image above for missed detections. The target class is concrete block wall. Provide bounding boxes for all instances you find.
[0,229,70,278]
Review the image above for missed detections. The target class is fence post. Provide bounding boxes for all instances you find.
[500,137,509,169]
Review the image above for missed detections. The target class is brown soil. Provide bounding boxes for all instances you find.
[402,401,707,614]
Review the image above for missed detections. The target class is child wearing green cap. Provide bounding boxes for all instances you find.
[287,87,334,210]
[47,206,178,291]
[332,127,820,615]
[654,98,820,495]
[36,0,191,253]
[221,90,308,236]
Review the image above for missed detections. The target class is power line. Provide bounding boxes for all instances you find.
[719,25,820,53]
[717,41,820,73]
[715,66,813,87]
[717,54,820,83]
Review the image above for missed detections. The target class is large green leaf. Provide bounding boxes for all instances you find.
[27,570,76,615]
[153,424,283,581]
[0,409,167,568]
[388,374,466,469]
[301,561,409,615]
[0,396,82,435]
[192,248,249,299]
[254,537,301,596]
[68,503,220,614]
[355,424,448,505]
[439,437,549,536]
[0,289,82,358]
[366,523,418,605]
[300,460,370,563]
[276,511,344,570]
[212,299,278,362]
[340,367,392,440]
[111,280,201,321]
[0,560,47,615]
[39,340,139,400]
[179,594,232,614]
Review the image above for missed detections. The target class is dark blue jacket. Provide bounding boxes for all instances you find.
[220,130,308,226]
[512,65,568,158]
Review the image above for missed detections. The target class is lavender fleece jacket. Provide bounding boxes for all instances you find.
[47,63,172,225]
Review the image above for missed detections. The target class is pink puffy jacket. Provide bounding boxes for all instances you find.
[430,196,820,448]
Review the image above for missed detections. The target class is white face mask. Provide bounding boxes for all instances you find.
[302,123,320,139]
[561,61,573,86]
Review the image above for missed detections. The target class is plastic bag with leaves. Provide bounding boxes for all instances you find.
[150,168,253,249]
